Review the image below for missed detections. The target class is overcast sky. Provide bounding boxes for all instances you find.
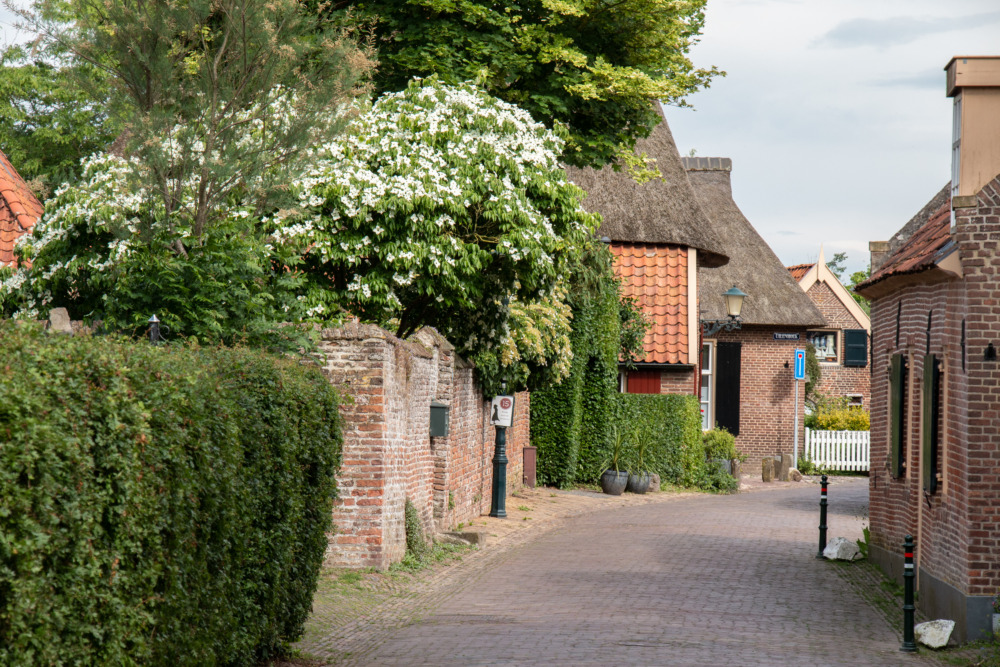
[666,0,1000,277]
[2,2,998,278]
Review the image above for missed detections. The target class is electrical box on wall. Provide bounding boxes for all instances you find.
[430,401,450,437]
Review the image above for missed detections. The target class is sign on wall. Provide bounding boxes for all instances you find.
[794,349,806,380]
[773,333,801,340]
[490,395,515,428]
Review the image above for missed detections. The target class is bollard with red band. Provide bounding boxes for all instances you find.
[901,535,918,652]
[816,474,829,559]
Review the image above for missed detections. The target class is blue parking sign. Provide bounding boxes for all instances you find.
[794,349,806,380]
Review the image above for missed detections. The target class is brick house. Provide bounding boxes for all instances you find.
[684,157,826,464]
[787,247,871,407]
[855,55,1000,642]
[0,149,43,265]
[566,104,730,395]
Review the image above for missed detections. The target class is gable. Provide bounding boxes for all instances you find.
[0,151,44,265]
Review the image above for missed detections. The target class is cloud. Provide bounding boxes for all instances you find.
[775,230,799,236]
[817,12,1000,49]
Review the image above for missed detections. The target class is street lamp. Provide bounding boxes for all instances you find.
[701,286,747,337]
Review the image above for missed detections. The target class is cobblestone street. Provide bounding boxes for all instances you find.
[300,478,950,666]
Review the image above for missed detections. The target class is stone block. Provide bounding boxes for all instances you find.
[915,620,955,648]
[761,458,774,482]
[777,454,791,481]
[48,307,73,335]
[823,536,861,561]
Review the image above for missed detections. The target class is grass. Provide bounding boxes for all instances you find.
[517,505,532,512]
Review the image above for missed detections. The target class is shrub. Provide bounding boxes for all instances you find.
[609,394,702,486]
[702,427,740,461]
[811,406,870,431]
[0,324,342,666]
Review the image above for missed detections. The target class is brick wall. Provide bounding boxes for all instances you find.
[805,282,872,404]
[659,368,696,394]
[867,175,1000,638]
[317,323,526,569]
[712,326,809,465]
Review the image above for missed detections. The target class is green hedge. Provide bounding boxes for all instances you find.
[0,324,342,666]
[610,394,702,485]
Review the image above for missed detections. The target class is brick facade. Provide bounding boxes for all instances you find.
[805,281,871,404]
[864,175,1000,641]
[709,326,808,466]
[317,324,526,569]
[660,368,696,394]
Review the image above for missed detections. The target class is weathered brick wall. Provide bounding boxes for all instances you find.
[868,175,1000,623]
[318,323,527,569]
[713,326,809,466]
[806,282,872,404]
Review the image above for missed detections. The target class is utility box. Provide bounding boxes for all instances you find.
[429,401,450,437]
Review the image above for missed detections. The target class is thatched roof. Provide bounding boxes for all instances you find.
[684,158,826,327]
[565,105,729,268]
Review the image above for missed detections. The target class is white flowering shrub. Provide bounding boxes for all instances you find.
[281,78,598,386]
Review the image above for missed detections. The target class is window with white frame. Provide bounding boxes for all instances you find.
[808,330,838,364]
[700,342,714,430]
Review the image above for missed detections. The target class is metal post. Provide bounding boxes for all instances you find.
[793,377,799,470]
[816,475,828,558]
[489,424,508,518]
[901,535,918,652]
[148,314,161,344]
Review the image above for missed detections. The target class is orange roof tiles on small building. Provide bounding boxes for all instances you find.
[611,243,689,365]
[0,150,43,266]
[863,199,953,288]
[787,263,814,282]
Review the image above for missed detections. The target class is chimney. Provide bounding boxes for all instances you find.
[869,241,889,272]
[946,56,1000,205]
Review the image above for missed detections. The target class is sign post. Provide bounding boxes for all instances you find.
[793,349,806,470]
[489,393,515,518]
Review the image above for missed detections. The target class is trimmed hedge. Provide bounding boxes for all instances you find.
[0,324,342,666]
[611,394,702,485]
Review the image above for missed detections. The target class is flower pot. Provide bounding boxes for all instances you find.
[626,472,651,494]
[600,470,628,495]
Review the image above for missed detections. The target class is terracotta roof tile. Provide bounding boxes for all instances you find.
[0,150,43,266]
[787,263,813,282]
[610,243,689,365]
[861,199,952,288]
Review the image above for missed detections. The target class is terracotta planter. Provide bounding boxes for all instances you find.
[600,470,628,496]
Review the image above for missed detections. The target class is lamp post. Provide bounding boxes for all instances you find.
[701,286,747,337]
[489,381,513,518]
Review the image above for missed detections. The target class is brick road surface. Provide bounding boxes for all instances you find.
[303,478,946,666]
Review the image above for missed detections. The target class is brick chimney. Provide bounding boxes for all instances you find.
[946,56,1000,206]
[869,240,889,272]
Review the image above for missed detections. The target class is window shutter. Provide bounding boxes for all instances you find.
[844,329,868,367]
[921,355,940,494]
[889,354,905,479]
[715,342,741,436]
[627,370,661,394]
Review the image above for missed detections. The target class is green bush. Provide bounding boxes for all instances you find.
[810,406,870,431]
[0,323,342,666]
[702,427,740,461]
[609,394,702,485]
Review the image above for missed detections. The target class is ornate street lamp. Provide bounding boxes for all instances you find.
[701,286,747,337]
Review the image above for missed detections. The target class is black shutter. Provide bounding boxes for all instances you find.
[715,342,742,436]
[922,355,940,495]
[844,329,868,367]
[889,354,906,479]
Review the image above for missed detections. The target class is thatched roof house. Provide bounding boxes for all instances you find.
[566,105,729,268]
[683,157,824,327]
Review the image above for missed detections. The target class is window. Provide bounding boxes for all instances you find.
[921,355,941,494]
[809,330,839,364]
[700,342,714,430]
[847,394,863,407]
[951,94,961,201]
[889,354,908,479]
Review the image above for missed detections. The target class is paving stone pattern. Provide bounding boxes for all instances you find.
[303,478,946,666]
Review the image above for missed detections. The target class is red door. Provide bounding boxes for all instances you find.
[627,370,661,394]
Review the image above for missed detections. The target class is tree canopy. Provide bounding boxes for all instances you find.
[336,0,720,168]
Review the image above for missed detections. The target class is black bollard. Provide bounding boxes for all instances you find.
[900,535,918,652]
[816,474,828,559]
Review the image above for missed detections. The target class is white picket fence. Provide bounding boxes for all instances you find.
[804,428,870,472]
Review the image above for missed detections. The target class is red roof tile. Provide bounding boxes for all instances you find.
[0,150,43,266]
[611,243,689,365]
[787,263,814,282]
[864,199,952,288]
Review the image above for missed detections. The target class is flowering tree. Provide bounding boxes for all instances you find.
[2,80,595,388]
[280,79,599,386]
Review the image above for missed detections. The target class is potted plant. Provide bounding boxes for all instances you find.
[703,427,743,480]
[626,427,652,494]
[600,425,629,495]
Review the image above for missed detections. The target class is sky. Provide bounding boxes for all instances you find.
[665,0,1000,277]
[1,1,998,278]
